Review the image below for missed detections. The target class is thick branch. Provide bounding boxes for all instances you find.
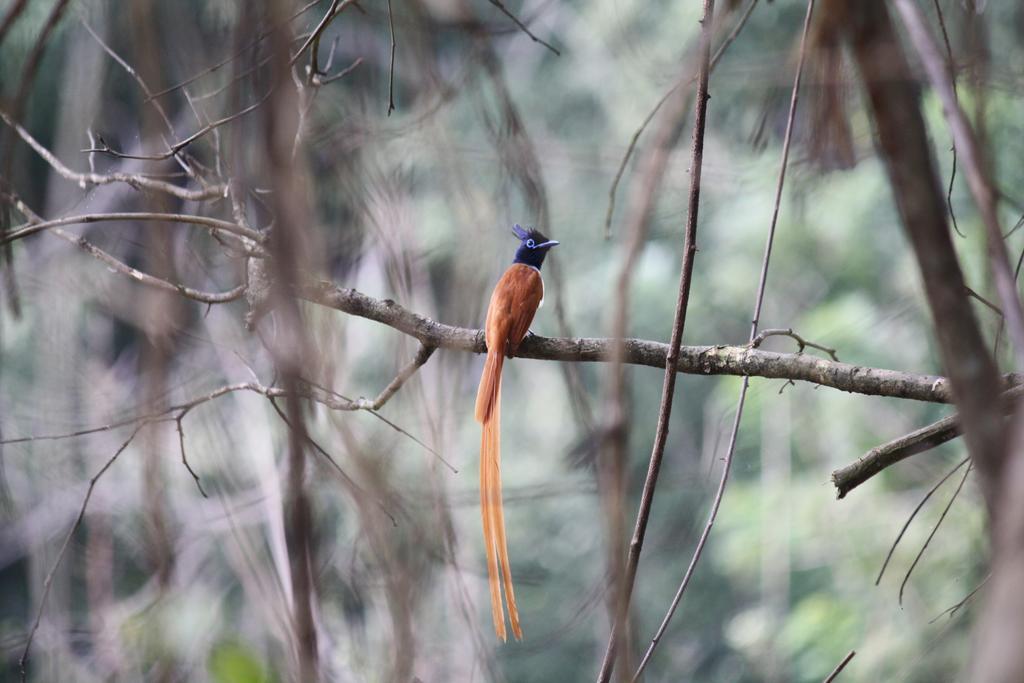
[299,282,979,403]
[833,385,1024,498]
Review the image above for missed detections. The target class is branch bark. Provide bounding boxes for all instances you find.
[833,385,1024,498]
[839,0,1006,510]
[299,282,978,403]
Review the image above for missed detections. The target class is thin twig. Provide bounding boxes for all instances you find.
[603,0,759,239]
[301,374,454,469]
[353,344,436,410]
[82,91,274,161]
[596,0,717,678]
[313,56,363,86]
[875,456,969,585]
[929,574,989,623]
[931,0,963,238]
[175,412,208,498]
[79,18,178,143]
[633,2,815,678]
[964,285,1003,318]
[750,327,839,361]
[268,399,397,526]
[387,0,396,116]
[823,650,856,683]
[486,0,560,56]
[898,462,973,606]
[291,0,343,66]
[51,227,247,304]
[19,426,144,679]
[3,211,263,247]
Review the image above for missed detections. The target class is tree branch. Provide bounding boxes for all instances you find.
[299,283,974,406]
[832,384,1024,498]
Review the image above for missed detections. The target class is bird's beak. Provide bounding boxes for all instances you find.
[537,240,559,248]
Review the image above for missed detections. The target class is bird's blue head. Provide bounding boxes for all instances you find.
[511,224,559,270]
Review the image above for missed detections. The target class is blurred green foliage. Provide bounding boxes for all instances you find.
[2,0,1023,681]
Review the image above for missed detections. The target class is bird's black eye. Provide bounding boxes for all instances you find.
[526,239,536,248]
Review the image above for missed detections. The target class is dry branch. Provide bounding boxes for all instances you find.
[832,384,1024,498]
[299,281,984,403]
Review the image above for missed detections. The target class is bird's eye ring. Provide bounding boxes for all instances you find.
[526,239,536,248]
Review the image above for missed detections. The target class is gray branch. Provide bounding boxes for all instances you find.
[299,281,1007,404]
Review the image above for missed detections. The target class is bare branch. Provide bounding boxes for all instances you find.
[299,282,977,403]
[175,414,208,498]
[750,327,839,362]
[486,0,560,56]
[898,462,972,606]
[0,108,225,200]
[82,91,273,161]
[598,0,716,676]
[52,228,246,304]
[19,426,144,679]
[875,456,970,585]
[832,384,1024,499]
[387,0,396,116]
[3,212,263,247]
[823,650,857,683]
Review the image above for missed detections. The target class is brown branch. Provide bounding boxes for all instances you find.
[750,327,839,361]
[633,1,815,678]
[894,0,1024,372]
[598,0,716,677]
[387,0,396,116]
[299,281,982,403]
[486,0,560,56]
[842,1,1005,512]
[823,650,856,683]
[832,369,1024,499]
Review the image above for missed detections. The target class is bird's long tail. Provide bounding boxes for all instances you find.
[475,350,522,641]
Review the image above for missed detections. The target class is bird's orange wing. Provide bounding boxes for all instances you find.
[493,264,543,357]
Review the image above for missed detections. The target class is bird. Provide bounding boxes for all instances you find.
[475,223,559,641]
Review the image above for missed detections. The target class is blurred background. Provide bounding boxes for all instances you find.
[1,0,1022,680]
